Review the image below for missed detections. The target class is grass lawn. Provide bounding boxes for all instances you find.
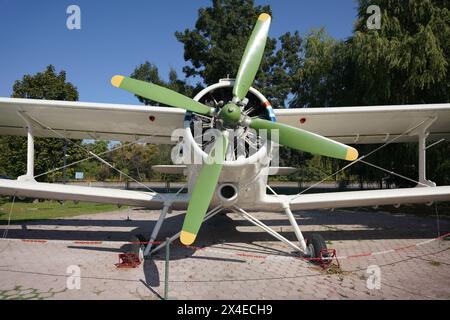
[0,199,124,224]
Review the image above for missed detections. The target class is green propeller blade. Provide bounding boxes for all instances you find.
[233,13,271,101]
[180,132,229,245]
[249,118,358,161]
[111,75,213,115]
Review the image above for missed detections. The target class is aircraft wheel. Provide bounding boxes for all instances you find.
[128,234,147,261]
[306,233,328,263]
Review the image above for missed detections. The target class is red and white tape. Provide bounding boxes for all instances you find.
[1,232,449,262]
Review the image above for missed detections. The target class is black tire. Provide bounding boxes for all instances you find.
[306,233,328,263]
[126,234,148,260]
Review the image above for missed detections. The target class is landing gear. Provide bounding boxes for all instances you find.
[306,233,328,264]
[128,234,147,261]
[115,234,147,268]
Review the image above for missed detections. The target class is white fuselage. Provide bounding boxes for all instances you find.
[184,140,273,209]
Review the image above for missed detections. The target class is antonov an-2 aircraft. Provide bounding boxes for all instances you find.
[0,14,449,262]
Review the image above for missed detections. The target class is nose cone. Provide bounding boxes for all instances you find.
[219,103,241,126]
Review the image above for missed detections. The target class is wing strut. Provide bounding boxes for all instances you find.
[416,117,438,187]
[16,111,36,182]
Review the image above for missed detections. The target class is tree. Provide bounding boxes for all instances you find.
[74,140,111,181]
[286,1,450,187]
[176,0,271,85]
[288,28,353,108]
[175,0,302,108]
[346,0,450,186]
[350,0,450,105]
[110,143,165,181]
[130,61,200,106]
[11,65,79,101]
[427,141,450,185]
[0,65,84,182]
[173,0,312,170]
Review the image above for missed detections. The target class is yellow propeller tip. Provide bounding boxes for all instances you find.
[346,147,359,161]
[180,230,196,245]
[111,75,124,88]
[258,13,271,22]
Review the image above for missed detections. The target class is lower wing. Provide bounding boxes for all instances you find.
[1,179,449,212]
[259,186,450,211]
[0,179,189,210]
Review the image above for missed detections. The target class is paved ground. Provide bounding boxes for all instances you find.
[0,206,449,300]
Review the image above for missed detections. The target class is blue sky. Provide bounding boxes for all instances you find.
[0,0,358,105]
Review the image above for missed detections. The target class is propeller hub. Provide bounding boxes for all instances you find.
[218,103,241,126]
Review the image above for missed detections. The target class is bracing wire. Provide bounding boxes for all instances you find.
[290,118,430,202]
[25,113,158,194]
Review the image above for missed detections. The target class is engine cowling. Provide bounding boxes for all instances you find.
[173,79,277,206]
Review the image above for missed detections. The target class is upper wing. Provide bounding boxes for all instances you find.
[0,97,186,143]
[275,104,450,144]
[3,98,449,145]
[0,179,189,210]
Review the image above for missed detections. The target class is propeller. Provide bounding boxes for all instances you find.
[111,75,213,115]
[249,118,358,161]
[180,131,229,245]
[233,13,271,101]
[111,13,359,246]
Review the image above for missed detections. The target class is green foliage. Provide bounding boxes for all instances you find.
[0,136,27,179]
[277,146,313,181]
[74,141,110,181]
[130,61,200,106]
[427,141,450,185]
[12,65,79,101]
[287,0,450,186]
[175,0,271,85]
[172,0,314,169]
[289,29,353,108]
[351,0,450,105]
[175,0,301,107]
[0,136,86,183]
[0,65,84,182]
[346,0,450,186]
[108,143,170,181]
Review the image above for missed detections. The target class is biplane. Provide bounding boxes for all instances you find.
[0,14,449,261]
